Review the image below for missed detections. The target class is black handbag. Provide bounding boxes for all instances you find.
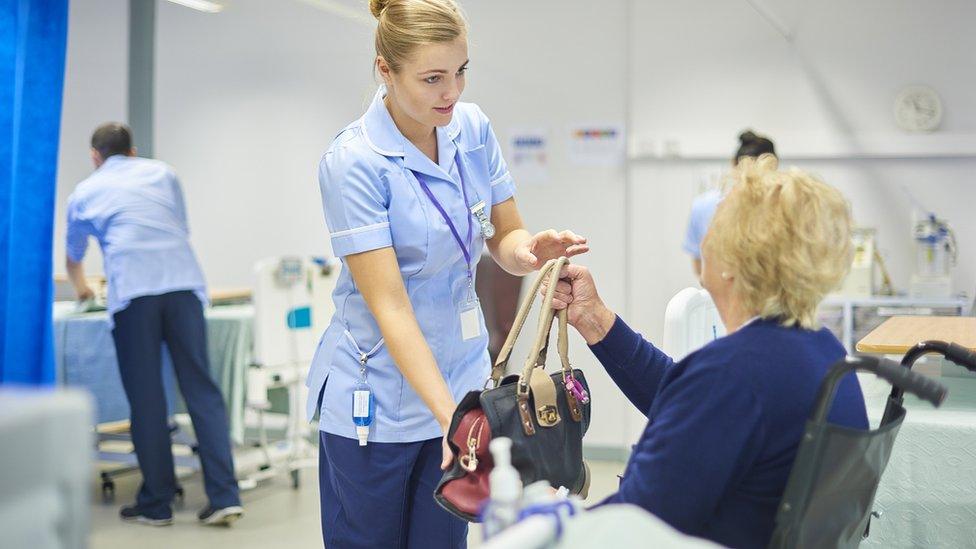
[435,257,592,521]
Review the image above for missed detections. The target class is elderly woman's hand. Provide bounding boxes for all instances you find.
[540,264,616,345]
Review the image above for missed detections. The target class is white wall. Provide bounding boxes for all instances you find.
[627,0,976,351]
[154,0,373,287]
[54,0,976,452]
[54,0,128,278]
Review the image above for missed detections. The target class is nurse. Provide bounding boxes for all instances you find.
[308,0,589,547]
[683,130,776,276]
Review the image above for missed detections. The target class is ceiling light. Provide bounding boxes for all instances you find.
[164,0,225,13]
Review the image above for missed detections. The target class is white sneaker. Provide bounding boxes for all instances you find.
[198,505,244,526]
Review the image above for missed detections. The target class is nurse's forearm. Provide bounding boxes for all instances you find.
[486,198,534,276]
[346,249,457,429]
[379,309,457,427]
[492,228,533,275]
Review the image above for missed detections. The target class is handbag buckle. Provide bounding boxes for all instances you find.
[538,405,560,426]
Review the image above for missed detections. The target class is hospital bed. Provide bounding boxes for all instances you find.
[54,257,336,496]
[53,301,252,500]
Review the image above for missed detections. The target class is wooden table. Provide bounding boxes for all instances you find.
[856,315,976,547]
[856,315,976,354]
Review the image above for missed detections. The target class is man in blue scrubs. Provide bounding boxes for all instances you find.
[65,123,243,527]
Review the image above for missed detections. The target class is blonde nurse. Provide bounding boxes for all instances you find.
[307,1,589,546]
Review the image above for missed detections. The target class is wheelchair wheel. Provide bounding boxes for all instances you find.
[101,479,116,502]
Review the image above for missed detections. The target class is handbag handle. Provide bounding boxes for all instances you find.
[489,257,572,388]
[517,256,571,396]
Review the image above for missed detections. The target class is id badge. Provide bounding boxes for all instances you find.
[460,297,482,341]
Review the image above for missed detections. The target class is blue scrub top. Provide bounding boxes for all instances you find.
[307,86,516,443]
[65,155,208,325]
[682,189,723,260]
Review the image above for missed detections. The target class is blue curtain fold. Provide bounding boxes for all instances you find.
[0,0,69,384]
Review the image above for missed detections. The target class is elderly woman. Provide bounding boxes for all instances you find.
[546,156,868,549]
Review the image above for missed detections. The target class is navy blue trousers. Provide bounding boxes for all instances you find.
[319,432,467,548]
[112,291,240,516]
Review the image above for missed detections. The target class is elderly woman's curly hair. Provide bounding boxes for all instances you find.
[704,154,853,329]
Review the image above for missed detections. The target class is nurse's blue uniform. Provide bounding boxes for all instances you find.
[309,86,516,548]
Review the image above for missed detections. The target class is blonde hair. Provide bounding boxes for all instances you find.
[369,0,467,72]
[704,154,853,329]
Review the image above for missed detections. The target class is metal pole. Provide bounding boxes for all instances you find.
[128,0,155,158]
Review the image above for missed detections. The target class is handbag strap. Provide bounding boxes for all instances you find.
[489,258,559,386]
[534,304,572,375]
[517,256,572,396]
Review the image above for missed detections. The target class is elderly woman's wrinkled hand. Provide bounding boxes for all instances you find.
[540,264,616,345]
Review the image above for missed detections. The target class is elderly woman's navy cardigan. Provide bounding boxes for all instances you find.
[591,316,868,549]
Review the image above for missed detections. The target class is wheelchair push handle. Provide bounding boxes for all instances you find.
[872,357,948,407]
[812,356,948,424]
[902,340,976,371]
[945,342,976,370]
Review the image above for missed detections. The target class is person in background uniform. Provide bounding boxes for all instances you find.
[65,123,243,527]
[683,130,776,276]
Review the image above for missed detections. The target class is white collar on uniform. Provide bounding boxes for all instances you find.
[361,85,462,181]
[361,85,462,155]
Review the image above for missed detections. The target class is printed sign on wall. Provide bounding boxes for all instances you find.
[568,125,625,166]
[508,128,549,184]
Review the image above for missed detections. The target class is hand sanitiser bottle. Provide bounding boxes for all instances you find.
[352,379,375,446]
[483,437,522,538]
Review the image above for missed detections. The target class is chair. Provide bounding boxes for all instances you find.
[662,287,725,362]
[767,351,971,548]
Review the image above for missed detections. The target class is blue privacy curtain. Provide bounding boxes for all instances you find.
[0,0,69,384]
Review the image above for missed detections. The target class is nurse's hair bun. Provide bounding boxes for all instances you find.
[734,129,776,165]
[370,0,467,72]
[739,130,760,145]
[369,0,390,19]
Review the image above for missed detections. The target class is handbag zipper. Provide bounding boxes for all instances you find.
[459,416,486,472]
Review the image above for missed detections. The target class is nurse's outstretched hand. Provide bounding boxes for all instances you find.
[515,230,589,271]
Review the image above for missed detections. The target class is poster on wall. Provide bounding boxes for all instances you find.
[568,124,625,166]
[508,129,549,184]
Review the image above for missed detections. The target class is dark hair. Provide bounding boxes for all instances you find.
[734,130,776,164]
[90,122,133,159]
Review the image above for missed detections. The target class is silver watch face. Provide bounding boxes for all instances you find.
[482,222,496,239]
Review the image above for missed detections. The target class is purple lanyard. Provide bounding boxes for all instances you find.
[415,160,475,279]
